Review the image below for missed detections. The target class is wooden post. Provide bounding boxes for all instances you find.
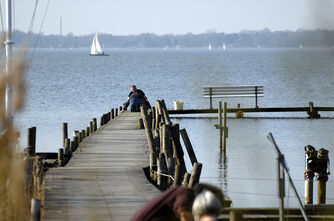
[180,128,198,166]
[64,138,71,159]
[236,103,244,118]
[308,101,320,118]
[170,125,187,173]
[209,87,213,109]
[140,106,154,154]
[255,86,258,108]
[138,118,144,129]
[167,157,176,186]
[317,179,327,204]
[277,154,285,221]
[223,102,228,152]
[73,131,79,151]
[86,126,90,137]
[62,123,68,147]
[26,127,36,157]
[156,114,162,129]
[188,162,202,188]
[304,146,314,205]
[230,210,243,221]
[31,198,41,221]
[157,153,168,190]
[218,101,223,152]
[81,129,86,139]
[181,173,191,187]
[162,124,172,165]
[93,118,97,131]
[119,106,122,112]
[115,108,118,117]
[173,164,183,187]
[111,108,115,119]
[149,152,157,180]
[100,116,104,127]
[90,121,94,133]
[160,99,171,125]
[58,148,64,166]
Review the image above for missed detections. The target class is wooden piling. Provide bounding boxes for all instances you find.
[170,124,187,173]
[64,138,71,158]
[58,148,64,166]
[138,118,144,129]
[308,101,320,118]
[162,124,172,160]
[140,106,154,154]
[119,106,122,112]
[223,102,227,152]
[181,173,191,187]
[317,180,327,204]
[160,99,171,125]
[180,128,198,166]
[167,157,176,186]
[86,126,90,137]
[62,123,68,147]
[236,103,244,118]
[100,116,104,127]
[81,129,86,139]
[31,198,41,221]
[26,127,36,157]
[73,132,79,151]
[115,108,118,117]
[93,118,97,131]
[111,108,115,119]
[149,152,157,179]
[90,121,94,133]
[157,153,168,190]
[230,210,243,221]
[173,164,183,186]
[188,162,202,188]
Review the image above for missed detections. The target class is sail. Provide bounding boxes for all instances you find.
[91,34,103,55]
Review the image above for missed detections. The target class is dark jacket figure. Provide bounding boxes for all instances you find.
[124,91,145,112]
[123,85,151,112]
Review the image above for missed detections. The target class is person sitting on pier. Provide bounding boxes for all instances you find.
[123,85,151,112]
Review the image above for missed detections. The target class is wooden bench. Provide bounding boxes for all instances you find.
[203,85,264,109]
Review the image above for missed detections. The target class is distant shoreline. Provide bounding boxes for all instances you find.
[13,28,334,49]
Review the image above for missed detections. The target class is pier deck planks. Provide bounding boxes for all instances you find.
[43,112,160,221]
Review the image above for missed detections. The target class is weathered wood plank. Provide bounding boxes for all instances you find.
[43,112,160,221]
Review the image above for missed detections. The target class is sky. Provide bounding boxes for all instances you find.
[4,0,334,36]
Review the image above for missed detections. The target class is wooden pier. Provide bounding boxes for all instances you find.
[43,112,160,220]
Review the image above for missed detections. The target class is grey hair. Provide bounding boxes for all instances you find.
[192,190,222,221]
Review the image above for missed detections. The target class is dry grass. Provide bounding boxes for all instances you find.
[0,34,30,221]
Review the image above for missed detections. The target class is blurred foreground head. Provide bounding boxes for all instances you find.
[192,190,222,221]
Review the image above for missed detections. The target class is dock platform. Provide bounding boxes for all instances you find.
[43,112,160,221]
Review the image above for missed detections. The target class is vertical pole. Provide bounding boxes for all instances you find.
[277,154,285,221]
[5,0,14,124]
[209,87,213,109]
[218,101,223,151]
[62,123,68,147]
[304,145,314,205]
[255,86,258,108]
[31,198,41,221]
[223,102,227,153]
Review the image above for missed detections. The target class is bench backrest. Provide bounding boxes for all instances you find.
[203,86,264,98]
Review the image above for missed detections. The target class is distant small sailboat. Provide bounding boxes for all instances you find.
[299,44,303,49]
[90,33,108,56]
[222,42,226,50]
[208,43,212,50]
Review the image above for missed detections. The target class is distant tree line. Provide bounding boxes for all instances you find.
[12,28,334,49]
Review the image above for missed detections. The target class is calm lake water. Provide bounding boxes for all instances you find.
[15,48,334,207]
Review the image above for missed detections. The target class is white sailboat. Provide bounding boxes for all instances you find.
[90,33,108,56]
[208,43,212,51]
[222,42,226,50]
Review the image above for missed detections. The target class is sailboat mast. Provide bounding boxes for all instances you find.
[5,0,14,123]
